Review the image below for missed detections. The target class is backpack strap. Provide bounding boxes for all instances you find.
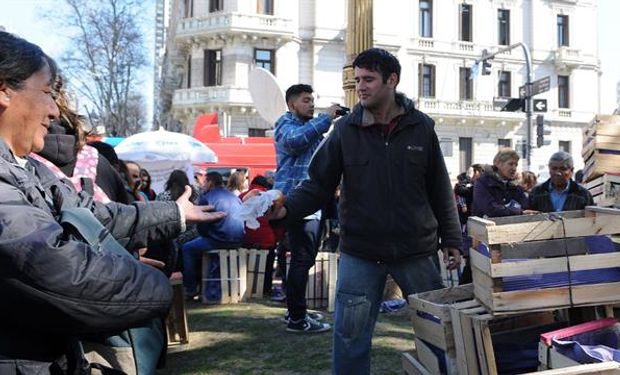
[59,207,134,260]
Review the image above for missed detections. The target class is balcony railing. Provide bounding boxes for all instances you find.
[176,12,294,40]
[415,98,524,120]
[554,46,582,69]
[172,86,253,107]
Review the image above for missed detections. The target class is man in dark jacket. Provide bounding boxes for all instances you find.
[272,48,462,374]
[0,31,225,374]
[530,151,594,212]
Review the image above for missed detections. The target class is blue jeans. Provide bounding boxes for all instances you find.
[286,218,321,321]
[332,252,444,375]
[181,236,239,293]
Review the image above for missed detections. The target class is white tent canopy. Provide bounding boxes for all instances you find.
[115,129,217,193]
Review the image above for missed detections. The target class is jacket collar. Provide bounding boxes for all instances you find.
[0,138,18,165]
[541,178,578,194]
[36,134,76,168]
[351,92,414,128]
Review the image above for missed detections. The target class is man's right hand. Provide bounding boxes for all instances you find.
[265,190,287,220]
[325,104,345,120]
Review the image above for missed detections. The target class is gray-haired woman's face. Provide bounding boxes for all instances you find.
[495,158,519,180]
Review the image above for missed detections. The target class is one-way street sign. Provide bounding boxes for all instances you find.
[533,99,547,112]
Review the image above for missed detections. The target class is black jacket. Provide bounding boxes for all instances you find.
[0,139,180,372]
[529,179,594,212]
[285,94,462,262]
[471,170,528,217]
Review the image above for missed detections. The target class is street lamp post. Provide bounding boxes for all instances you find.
[342,0,373,108]
[477,42,533,169]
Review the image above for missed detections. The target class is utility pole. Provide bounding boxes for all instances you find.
[342,0,373,109]
[476,43,533,169]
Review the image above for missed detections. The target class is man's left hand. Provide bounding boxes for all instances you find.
[442,247,462,271]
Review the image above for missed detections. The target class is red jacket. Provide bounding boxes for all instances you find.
[239,185,277,249]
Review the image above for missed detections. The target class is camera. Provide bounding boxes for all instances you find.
[335,105,350,116]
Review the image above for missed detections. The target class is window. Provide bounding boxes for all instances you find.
[557,15,569,47]
[559,140,571,154]
[418,64,436,98]
[459,67,473,100]
[257,0,274,15]
[255,49,275,74]
[498,71,511,98]
[440,138,453,157]
[248,128,267,137]
[209,0,223,13]
[186,56,192,88]
[558,75,570,108]
[183,0,193,17]
[420,0,433,38]
[498,139,512,149]
[203,49,222,87]
[498,9,510,46]
[460,4,472,42]
[459,137,473,175]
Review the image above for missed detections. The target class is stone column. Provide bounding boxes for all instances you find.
[342,0,373,108]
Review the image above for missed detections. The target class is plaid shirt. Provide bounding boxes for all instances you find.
[273,111,332,196]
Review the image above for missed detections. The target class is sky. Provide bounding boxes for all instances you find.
[0,0,156,127]
[0,0,618,124]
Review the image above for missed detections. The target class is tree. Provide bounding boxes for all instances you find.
[59,0,147,136]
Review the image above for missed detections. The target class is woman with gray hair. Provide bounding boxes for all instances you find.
[471,148,537,217]
[529,151,593,212]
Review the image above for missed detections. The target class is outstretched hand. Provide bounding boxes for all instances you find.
[265,190,287,220]
[176,186,227,224]
[442,247,462,271]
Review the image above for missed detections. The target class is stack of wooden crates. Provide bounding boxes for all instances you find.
[405,207,620,374]
[583,115,620,206]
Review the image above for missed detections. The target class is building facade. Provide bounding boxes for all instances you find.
[163,0,599,178]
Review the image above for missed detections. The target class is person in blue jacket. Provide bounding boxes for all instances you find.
[274,84,343,333]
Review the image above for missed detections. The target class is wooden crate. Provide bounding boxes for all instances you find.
[538,318,618,371]
[166,277,189,345]
[450,300,560,375]
[286,251,338,312]
[468,208,620,314]
[242,248,269,299]
[201,249,248,304]
[586,174,620,207]
[408,284,474,375]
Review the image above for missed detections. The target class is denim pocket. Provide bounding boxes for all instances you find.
[337,291,370,339]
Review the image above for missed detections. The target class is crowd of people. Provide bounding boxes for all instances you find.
[0,29,599,375]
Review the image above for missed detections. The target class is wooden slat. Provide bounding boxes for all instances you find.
[245,248,256,298]
[488,252,620,278]
[411,313,449,350]
[497,238,588,259]
[219,250,230,304]
[255,250,268,297]
[532,362,620,374]
[328,253,338,312]
[449,305,468,375]
[489,281,620,313]
[229,250,239,303]
[402,351,432,375]
[414,338,441,375]
[409,284,474,322]
[238,249,247,302]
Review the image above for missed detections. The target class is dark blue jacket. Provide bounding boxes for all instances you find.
[197,187,244,244]
[284,94,462,262]
[472,170,528,217]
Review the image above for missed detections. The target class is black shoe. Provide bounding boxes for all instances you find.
[286,315,331,333]
[282,310,324,323]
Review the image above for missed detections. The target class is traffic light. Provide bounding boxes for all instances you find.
[481,49,492,75]
[536,115,552,147]
[482,60,492,75]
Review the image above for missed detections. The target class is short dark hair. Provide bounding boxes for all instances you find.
[206,171,224,187]
[251,175,272,190]
[0,31,52,90]
[352,48,401,85]
[285,84,313,104]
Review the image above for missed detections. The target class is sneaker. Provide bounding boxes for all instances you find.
[271,289,287,302]
[286,315,331,333]
[282,310,324,323]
